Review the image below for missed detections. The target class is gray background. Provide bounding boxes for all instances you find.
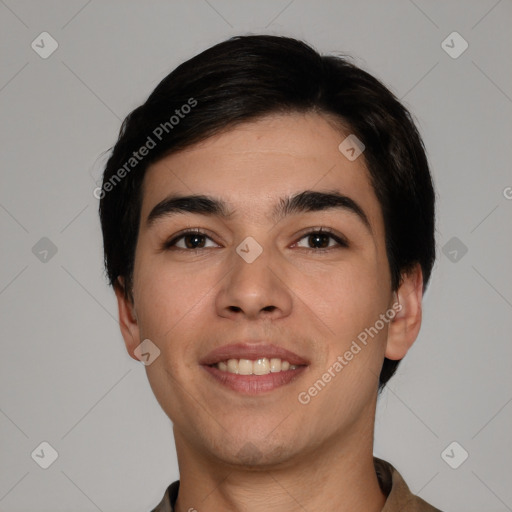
[1,1,511,511]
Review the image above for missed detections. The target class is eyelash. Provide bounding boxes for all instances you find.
[162,227,348,253]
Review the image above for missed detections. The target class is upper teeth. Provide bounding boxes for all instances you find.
[215,358,299,375]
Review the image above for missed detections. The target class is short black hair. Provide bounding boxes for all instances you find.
[99,34,436,391]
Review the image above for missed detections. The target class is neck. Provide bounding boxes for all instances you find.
[172,416,387,512]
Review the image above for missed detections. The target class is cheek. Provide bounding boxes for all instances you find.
[133,253,216,342]
[292,256,386,342]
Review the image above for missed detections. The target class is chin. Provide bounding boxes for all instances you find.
[207,435,297,470]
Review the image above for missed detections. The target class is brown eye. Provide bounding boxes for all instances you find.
[307,233,331,249]
[295,229,348,251]
[181,233,207,249]
[164,230,218,250]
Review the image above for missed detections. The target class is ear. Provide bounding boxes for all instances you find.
[385,263,424,361]
[114,277,141,361]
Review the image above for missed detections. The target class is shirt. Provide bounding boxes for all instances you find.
[150,456,443,512]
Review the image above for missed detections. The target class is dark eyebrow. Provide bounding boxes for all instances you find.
[146,190,372,234]
[273,190,372,234]
[146,194,234,226]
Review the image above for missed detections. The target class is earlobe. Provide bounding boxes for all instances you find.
[114,277,141,360]
[385,264,424,361]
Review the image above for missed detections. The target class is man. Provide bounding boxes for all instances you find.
[99,35,442,511]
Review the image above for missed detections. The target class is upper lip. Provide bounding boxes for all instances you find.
[200,342,310,366]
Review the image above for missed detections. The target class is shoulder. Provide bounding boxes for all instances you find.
[374,457,445,512]
[149,480,180,512]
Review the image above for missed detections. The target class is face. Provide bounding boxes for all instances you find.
[117,112,417,468]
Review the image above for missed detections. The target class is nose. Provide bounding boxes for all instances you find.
[215,241,293,321]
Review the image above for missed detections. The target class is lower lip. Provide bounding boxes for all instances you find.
[202,365,308,394]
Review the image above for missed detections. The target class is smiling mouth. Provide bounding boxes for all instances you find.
[200,342,309,394]
[211,357,303,375]
[202,358,308,394]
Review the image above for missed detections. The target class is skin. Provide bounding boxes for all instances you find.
[115,112,424,512]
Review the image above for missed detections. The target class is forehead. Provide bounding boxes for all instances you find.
[140,112,382,232]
